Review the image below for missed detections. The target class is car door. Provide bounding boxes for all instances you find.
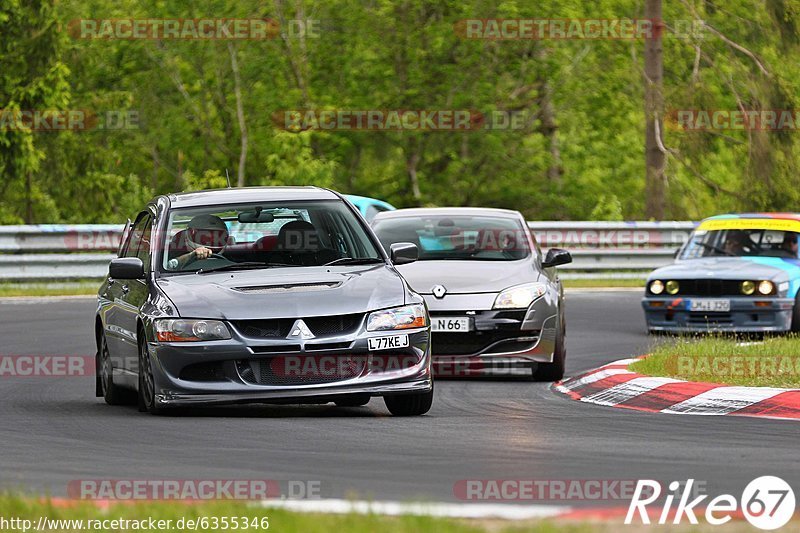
[114,211,153,373]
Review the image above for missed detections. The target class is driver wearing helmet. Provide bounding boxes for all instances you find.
[167,214,229,270]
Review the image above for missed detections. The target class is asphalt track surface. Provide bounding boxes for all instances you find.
[1,290,798,506]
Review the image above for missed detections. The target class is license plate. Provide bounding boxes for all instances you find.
[689,299,731,312]
[431,317,472,332]
[368,334,409,351]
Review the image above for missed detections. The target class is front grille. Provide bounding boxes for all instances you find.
[237,356,365,386]
[657,279,746,297]
[433,331,536,356]
[233,313,363,338]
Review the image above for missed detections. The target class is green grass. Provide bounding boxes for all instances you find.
[0,495,601,533]
[0,281,99,297]
[562,278,645,289]
[630,335,800,388]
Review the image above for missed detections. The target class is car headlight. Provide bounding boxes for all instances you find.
[741,280,756,295]
[493,283,547,309]
[757,280,775,295]
[649,280,665,295]
[367,304,428,331]
[155,319,231,342]
[665,280,680,295]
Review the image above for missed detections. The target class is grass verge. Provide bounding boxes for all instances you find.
[562,279,645,289]
[0,281,99,298]
[629,335,800,388]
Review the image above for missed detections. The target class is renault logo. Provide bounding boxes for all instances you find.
[432,285,447,299]
[288,319,315,339]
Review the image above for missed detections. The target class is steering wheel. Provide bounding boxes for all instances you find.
[183,252,230,266]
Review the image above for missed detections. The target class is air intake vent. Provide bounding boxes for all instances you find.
[233,282,341,294]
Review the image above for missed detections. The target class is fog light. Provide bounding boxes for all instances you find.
[741,281,756,295]
[665,280,680,295]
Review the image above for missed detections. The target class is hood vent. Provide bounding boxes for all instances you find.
[232,282,341,294]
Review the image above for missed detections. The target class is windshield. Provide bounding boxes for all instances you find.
[680,228,800,259]
[372,215,530,261]
[161,200,383,273]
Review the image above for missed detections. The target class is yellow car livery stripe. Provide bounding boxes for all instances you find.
[698,218,800,233]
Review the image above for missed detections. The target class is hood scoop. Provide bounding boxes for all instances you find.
[232,281,342,294]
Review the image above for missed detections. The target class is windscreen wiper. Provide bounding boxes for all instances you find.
[196,262,295,274]
[323,257,385,266]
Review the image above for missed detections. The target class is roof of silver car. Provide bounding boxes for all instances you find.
[165,186,339,207]
[373,206,523,220]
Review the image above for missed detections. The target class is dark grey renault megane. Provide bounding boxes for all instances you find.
[371,208,571,381]
[95,187,432,415]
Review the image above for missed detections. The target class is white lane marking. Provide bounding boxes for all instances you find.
[662,387,787,415]
[257,499,570,520]
[561,368,633,391]
[581,376,683,406]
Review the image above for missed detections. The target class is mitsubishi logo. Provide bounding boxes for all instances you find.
[288,319,315,339]
[432,285,447,299]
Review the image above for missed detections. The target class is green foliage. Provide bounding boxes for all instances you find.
[2,0,800,223]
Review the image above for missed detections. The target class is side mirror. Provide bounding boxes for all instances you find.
[389,242,418,265]
[109,257,145,280]
[542,248,572,268]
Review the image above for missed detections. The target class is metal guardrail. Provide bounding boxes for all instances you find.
[0,222,697,281]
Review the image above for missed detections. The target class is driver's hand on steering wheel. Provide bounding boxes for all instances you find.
[193,246,213,260]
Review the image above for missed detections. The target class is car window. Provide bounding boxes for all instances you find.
[122,212,150,259]
[372,215,530,261]
[136,216,154,272]
[161,200,383,272]
[681,229,800,259]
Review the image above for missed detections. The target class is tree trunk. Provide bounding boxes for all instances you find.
[535,50,563,188]
[406,138,422,203]
[228,42,248,188]
[643,0,666,220]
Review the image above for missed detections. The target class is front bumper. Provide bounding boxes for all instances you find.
[146,325,431,407]
[642,296,795,333]
[423,293,560,376]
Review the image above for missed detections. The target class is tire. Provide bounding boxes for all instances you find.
[384,386,434,416]
[97,332,136,406]
[137,337,163,415]
[533,314,566,382]
[791,294,800,333]
[334,394,371,407]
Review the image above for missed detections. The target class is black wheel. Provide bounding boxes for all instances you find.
[384,386,433,416]
[334,394,371,407]
[137,338,163,415]
[791,295,800,333]
[533,315,566,382]
[97,332,136,405]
